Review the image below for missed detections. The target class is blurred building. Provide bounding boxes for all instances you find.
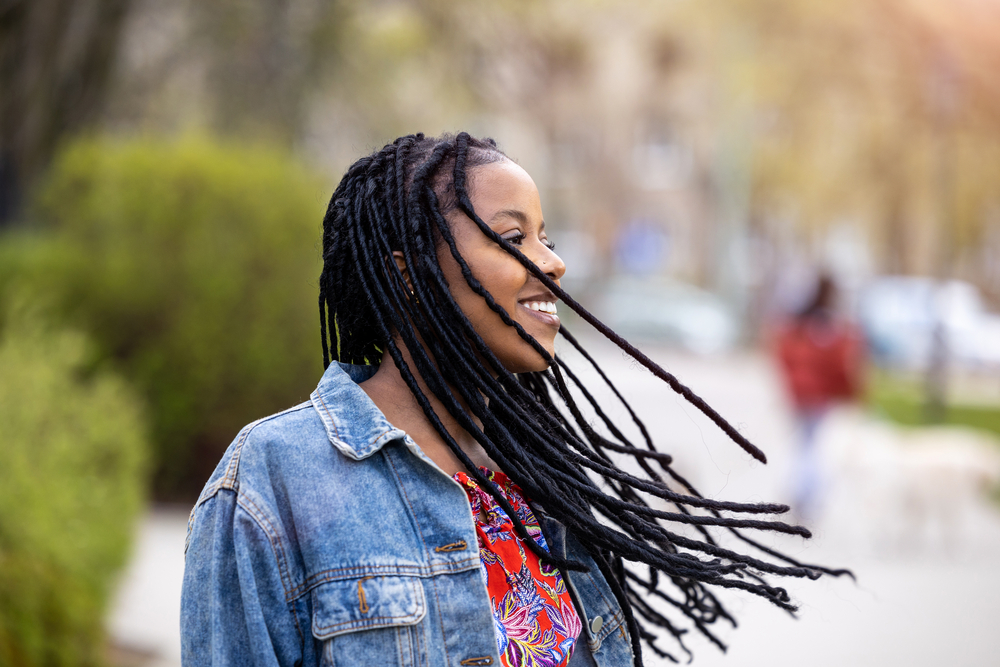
[75,0,1000,316]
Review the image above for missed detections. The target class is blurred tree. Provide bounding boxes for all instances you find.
[3,135,326,501]
[675,0,1000,284]
[0,0,133,223]
[189,0,350,142]
[104,0,555,159]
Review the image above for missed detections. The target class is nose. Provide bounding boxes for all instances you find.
[535,241,566,282]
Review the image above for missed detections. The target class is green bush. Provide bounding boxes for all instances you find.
[4,135,327,500]
[0,306,148,667]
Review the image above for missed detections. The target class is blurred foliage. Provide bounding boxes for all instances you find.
[9,0,999,286]
[673,0,1000,276]
[0,303,148,666]
[0,136,327,500]
[185,0,351,142]
[867,369,1000,440]
[105,0,528,148]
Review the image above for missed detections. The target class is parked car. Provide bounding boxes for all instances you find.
[596,276,740,354]
[858,276,1000,370]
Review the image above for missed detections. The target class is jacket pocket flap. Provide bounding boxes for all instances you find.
[311,575,426,640]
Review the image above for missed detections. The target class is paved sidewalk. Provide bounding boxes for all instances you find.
[562,336,1000,665]
[107,508,187,667]
[107,336,1000,666]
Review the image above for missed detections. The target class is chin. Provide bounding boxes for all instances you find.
[504,342,555,374]
[517,359,552,374]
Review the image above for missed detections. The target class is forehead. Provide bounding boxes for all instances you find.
[465,160,542,224]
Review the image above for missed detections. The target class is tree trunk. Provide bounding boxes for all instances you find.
[0,0,132,223]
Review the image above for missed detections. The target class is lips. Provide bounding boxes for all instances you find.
[517,296,559,326]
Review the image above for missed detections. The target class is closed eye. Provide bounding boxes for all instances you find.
[500,232,554,250]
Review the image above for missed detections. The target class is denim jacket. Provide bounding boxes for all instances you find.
[181,361,634,667]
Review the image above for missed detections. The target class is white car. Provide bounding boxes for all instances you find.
[596,276,740,354]
[859,276,1000,370]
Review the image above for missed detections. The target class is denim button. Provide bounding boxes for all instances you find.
[590,615,603,634]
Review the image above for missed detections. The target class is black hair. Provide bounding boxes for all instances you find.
[319,132,849,664]
[797,273,838,321]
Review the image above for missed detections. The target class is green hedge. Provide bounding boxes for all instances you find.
[0,305,148,666]
[4,136,328,500]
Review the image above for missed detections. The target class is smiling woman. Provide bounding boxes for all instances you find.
[180,133,847,667]
[435,159,565,374]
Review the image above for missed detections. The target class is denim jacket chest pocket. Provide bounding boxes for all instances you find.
[311,575,428,667]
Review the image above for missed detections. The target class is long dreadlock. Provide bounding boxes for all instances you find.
[318,132,850,665]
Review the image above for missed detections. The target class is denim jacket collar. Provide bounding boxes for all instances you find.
[309,361,408,461]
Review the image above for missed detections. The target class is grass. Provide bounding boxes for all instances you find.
[866,369,1000,440]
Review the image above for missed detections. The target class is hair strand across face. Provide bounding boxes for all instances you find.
[319,132,850,665]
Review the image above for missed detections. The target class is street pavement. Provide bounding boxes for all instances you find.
[106,333,1000,666]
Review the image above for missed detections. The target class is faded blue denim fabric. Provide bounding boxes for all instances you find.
[181,361,634,667]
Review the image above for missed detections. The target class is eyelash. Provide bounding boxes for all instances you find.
[503,232,556,250]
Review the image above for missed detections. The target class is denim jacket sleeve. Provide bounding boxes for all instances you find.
[181,488,304,666]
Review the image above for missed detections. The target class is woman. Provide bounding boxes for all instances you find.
[181,133,846,667]
[774,274,864,519]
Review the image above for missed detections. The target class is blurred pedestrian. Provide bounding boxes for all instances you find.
[182,133,845,667]
[773,273,865,519]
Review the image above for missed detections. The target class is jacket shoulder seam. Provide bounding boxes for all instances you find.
[220,401,315,489]
[190,401,315,516]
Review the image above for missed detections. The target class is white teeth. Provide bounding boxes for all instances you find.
[523,301,557,314]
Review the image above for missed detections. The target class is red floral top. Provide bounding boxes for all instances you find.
[452,468,582,667]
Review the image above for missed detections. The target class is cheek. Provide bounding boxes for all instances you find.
[437,238,544,364]
[467,268,522,329]
[451,249,525,312]
[437,248,497,326]
[440,257,552,373]
[487,266,527,309]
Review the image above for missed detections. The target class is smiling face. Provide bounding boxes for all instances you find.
[438,159,566,374]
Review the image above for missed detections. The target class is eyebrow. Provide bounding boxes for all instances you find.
[489,209,545,231]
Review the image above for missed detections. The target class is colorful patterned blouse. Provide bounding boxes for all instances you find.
[452,467,582,667]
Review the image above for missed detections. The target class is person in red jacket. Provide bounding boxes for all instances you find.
[774,274,864,519]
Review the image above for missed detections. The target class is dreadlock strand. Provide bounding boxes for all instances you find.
[450,138,768,464]
[318,132,850,665]
[546,356,728,549]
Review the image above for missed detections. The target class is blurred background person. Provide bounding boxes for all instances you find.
[773,273,865,520]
